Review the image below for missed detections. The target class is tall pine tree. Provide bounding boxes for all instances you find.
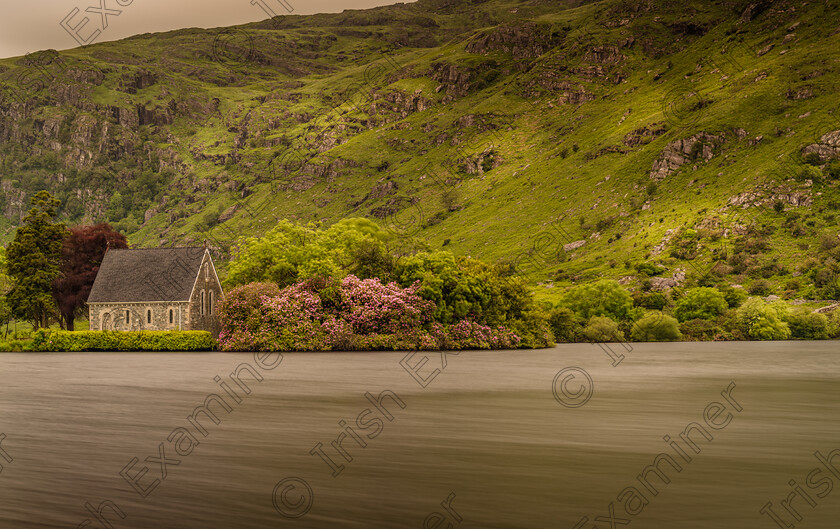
[6,191,67,329]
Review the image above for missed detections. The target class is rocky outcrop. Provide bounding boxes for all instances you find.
[117,69,158,94]
[727,188,812,209]
[624,122,668,147]
[563,240,586,252]
[649,132,722,180]
[465,22,561,61]
[429,60,500,102]
[786,86,814,100]
[802,130,840,162]
[649,269,686,291]
[583,45,626,65]
[368,179,398,200]
[377,89,432,118]
[461,146,503,175]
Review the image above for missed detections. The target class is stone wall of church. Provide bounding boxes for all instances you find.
[88,302,189,331]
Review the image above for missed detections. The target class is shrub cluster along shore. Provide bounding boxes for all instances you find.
[2,218,839,352]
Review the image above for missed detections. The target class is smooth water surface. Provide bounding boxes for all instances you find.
[1,342,838,528]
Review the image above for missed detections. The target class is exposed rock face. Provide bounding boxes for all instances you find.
[379,89,431,118]
[465,22,561,61]
[651,229,675,256]
[563,240,586,252]
[814,303,839,314]
[553,81,596,105]
[366,179,398,200]
[727,189,812,209]
[429,60,499,101]
[461,146,503,175]
[583,45,626,65]
[802,130,840,162]
[118,69,158,94]
[623,122,667,146]
[786,86,813,100]
[649,269,686,291]
[649,132,722,180]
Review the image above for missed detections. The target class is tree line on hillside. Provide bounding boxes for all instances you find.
[0,191,126,334]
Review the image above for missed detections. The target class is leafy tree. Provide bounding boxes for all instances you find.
[52,223,128,331]
[679,318,723,341]
[0,246,11,293]
[0,296,11,338]
[548,306,581,343]
[631,312,682,341]
[583,316,624,342]
[224,218,393,288]
[718,284,748,308]
[784,309,830,340]
[735,298,791,340]
[6,191,68,329]
[674,287,729,322]
[633,290,667,310]
[561,280,638,322]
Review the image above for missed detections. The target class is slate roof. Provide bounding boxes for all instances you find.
[87,247,207,303]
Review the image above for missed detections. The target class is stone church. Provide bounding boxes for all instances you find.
[87,246,224,336]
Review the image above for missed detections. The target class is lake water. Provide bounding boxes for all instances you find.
[0,342,838,529]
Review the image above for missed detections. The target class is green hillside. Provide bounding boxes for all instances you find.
[1,0,839,302]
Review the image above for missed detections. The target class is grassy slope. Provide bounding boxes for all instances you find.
[1,0,839,301]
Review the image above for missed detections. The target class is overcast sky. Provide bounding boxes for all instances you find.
[0,0,410,59]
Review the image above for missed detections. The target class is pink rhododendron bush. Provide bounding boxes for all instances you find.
[218,276,521,351]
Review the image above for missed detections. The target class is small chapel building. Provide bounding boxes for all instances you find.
[87,246,224,336]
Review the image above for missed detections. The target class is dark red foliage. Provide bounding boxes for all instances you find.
[52,223,128,330]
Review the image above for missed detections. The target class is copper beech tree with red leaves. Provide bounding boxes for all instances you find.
[52,223,128,331]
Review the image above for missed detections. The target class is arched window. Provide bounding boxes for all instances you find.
[125,310,130,323]
[147,309,152,324]
[169,309,174,324]
[209,291,213,315]
[201,290,206,315]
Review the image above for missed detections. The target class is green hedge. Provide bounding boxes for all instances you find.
[32,330,216,352]
[0,339,35,352]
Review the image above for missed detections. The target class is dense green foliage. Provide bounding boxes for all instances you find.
[5,192,67,329]
[560,280,639,323]
[735,298,792,341]
[784,309,831,340]
[224,218,395,288]
[583,316,623,343]
[631,312,682,342]
[674,288,729,322]
[32,330,215,351]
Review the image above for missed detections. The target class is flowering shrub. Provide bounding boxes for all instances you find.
[339,275,435,334]
[447,319,521,349]
[218,276,530,351]
[218,282,281,351]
